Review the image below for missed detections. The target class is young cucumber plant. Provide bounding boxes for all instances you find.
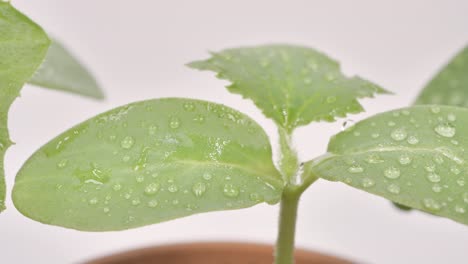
[0,2,103,212]
[4,2,468,264]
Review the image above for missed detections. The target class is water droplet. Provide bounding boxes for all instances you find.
[183,102,195,111]
[399,154,412,165]
[249,193,261,202]
[455,205,465,214]
[148,200,158,208]
[423,198,441,211]
[407,136,419,145]
[172,199,179,205]
[144,183,160,195]
[133,147,150,171]
[434,123,456,138]
[366,154,384,164]
[425,164,436,172]
[122,155,131,162]
[427,172,441,183]
[463,193,468,203]
[57,159,68,169]
[348,165,364,173]
[169,117,181,129]
[148,125,158,135]
[136,175,145,183]
[121,136,135,149]
[88,197,98,205]
[457,178,465,187]
[387,121,396,127]
[168,184,179,193]
[433,154,444,164]
[341,119,355,131]
[193,114,205,123]
[131,198,141,206]
[391,128,407,141]
[113,183,122,191]
[223,183,239,197]
[387,184,400,194]
[74,163,110,185]
[451,166,461,175]
[371,133,380,139]
[192,182,207,197]
[202,173,212,180]
[448,113,457,122]
[432,184,442,193]
[384,167,401,179]
[361,178,375,188]
[103,207,110,213]
[430,106,441,114]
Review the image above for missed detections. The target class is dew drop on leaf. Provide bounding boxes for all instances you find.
[434,123,456,138]
[391,128,407,141]
[112,183,122,191]
[361,178,375,188]
[347,165,364,173]
[192,182,207,197]
[168,184,179,193]
[455,205,465,214]
[427,172,441,183]
[387,184,400,194]
[147,200,158,208]
[202,173,212,181]
[144,183,160,195]
[365,154,384,164]
[223,183,239,197]
[423,198,441,211]
[384,167,401,179]
[88,197,98,205]
[183,102,195,111]
[121,136,135,149]
[407,136,419,145]
[56,159,68,169]
[398,154,412,165]
[169,117,181,129]
[432,184,442,193]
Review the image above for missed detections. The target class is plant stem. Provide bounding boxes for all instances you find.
[274,186,301,264]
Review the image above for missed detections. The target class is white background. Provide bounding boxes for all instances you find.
[2,0,468,263]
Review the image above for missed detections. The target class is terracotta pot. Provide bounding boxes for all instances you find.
[85,242,352,264]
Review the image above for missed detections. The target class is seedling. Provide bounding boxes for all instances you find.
[3,2,468,264]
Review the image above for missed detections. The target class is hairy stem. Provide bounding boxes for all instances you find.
[274,186,301,264]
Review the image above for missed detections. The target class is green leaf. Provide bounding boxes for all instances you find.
[415,45,468,106]
[306,105,468,225]
[28,38,104,99]
[188,44,389,133]
[13,98,283,231]
[0,2,50,212]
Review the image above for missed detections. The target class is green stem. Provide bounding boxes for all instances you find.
[274,186,301,264]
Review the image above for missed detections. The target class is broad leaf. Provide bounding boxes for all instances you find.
[13,98,283,231]
[29,39,104,99]
[306,105,468,225]
[415,45,468,106]
[188,44,389,133]
[0,2,50,212]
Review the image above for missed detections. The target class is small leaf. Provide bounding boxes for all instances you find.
[415,45,468,106]
[188,44,389,133]
[13,98,283,231]
[306,105,468,225]
[28,39,104,99]
[0,2,50,212]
